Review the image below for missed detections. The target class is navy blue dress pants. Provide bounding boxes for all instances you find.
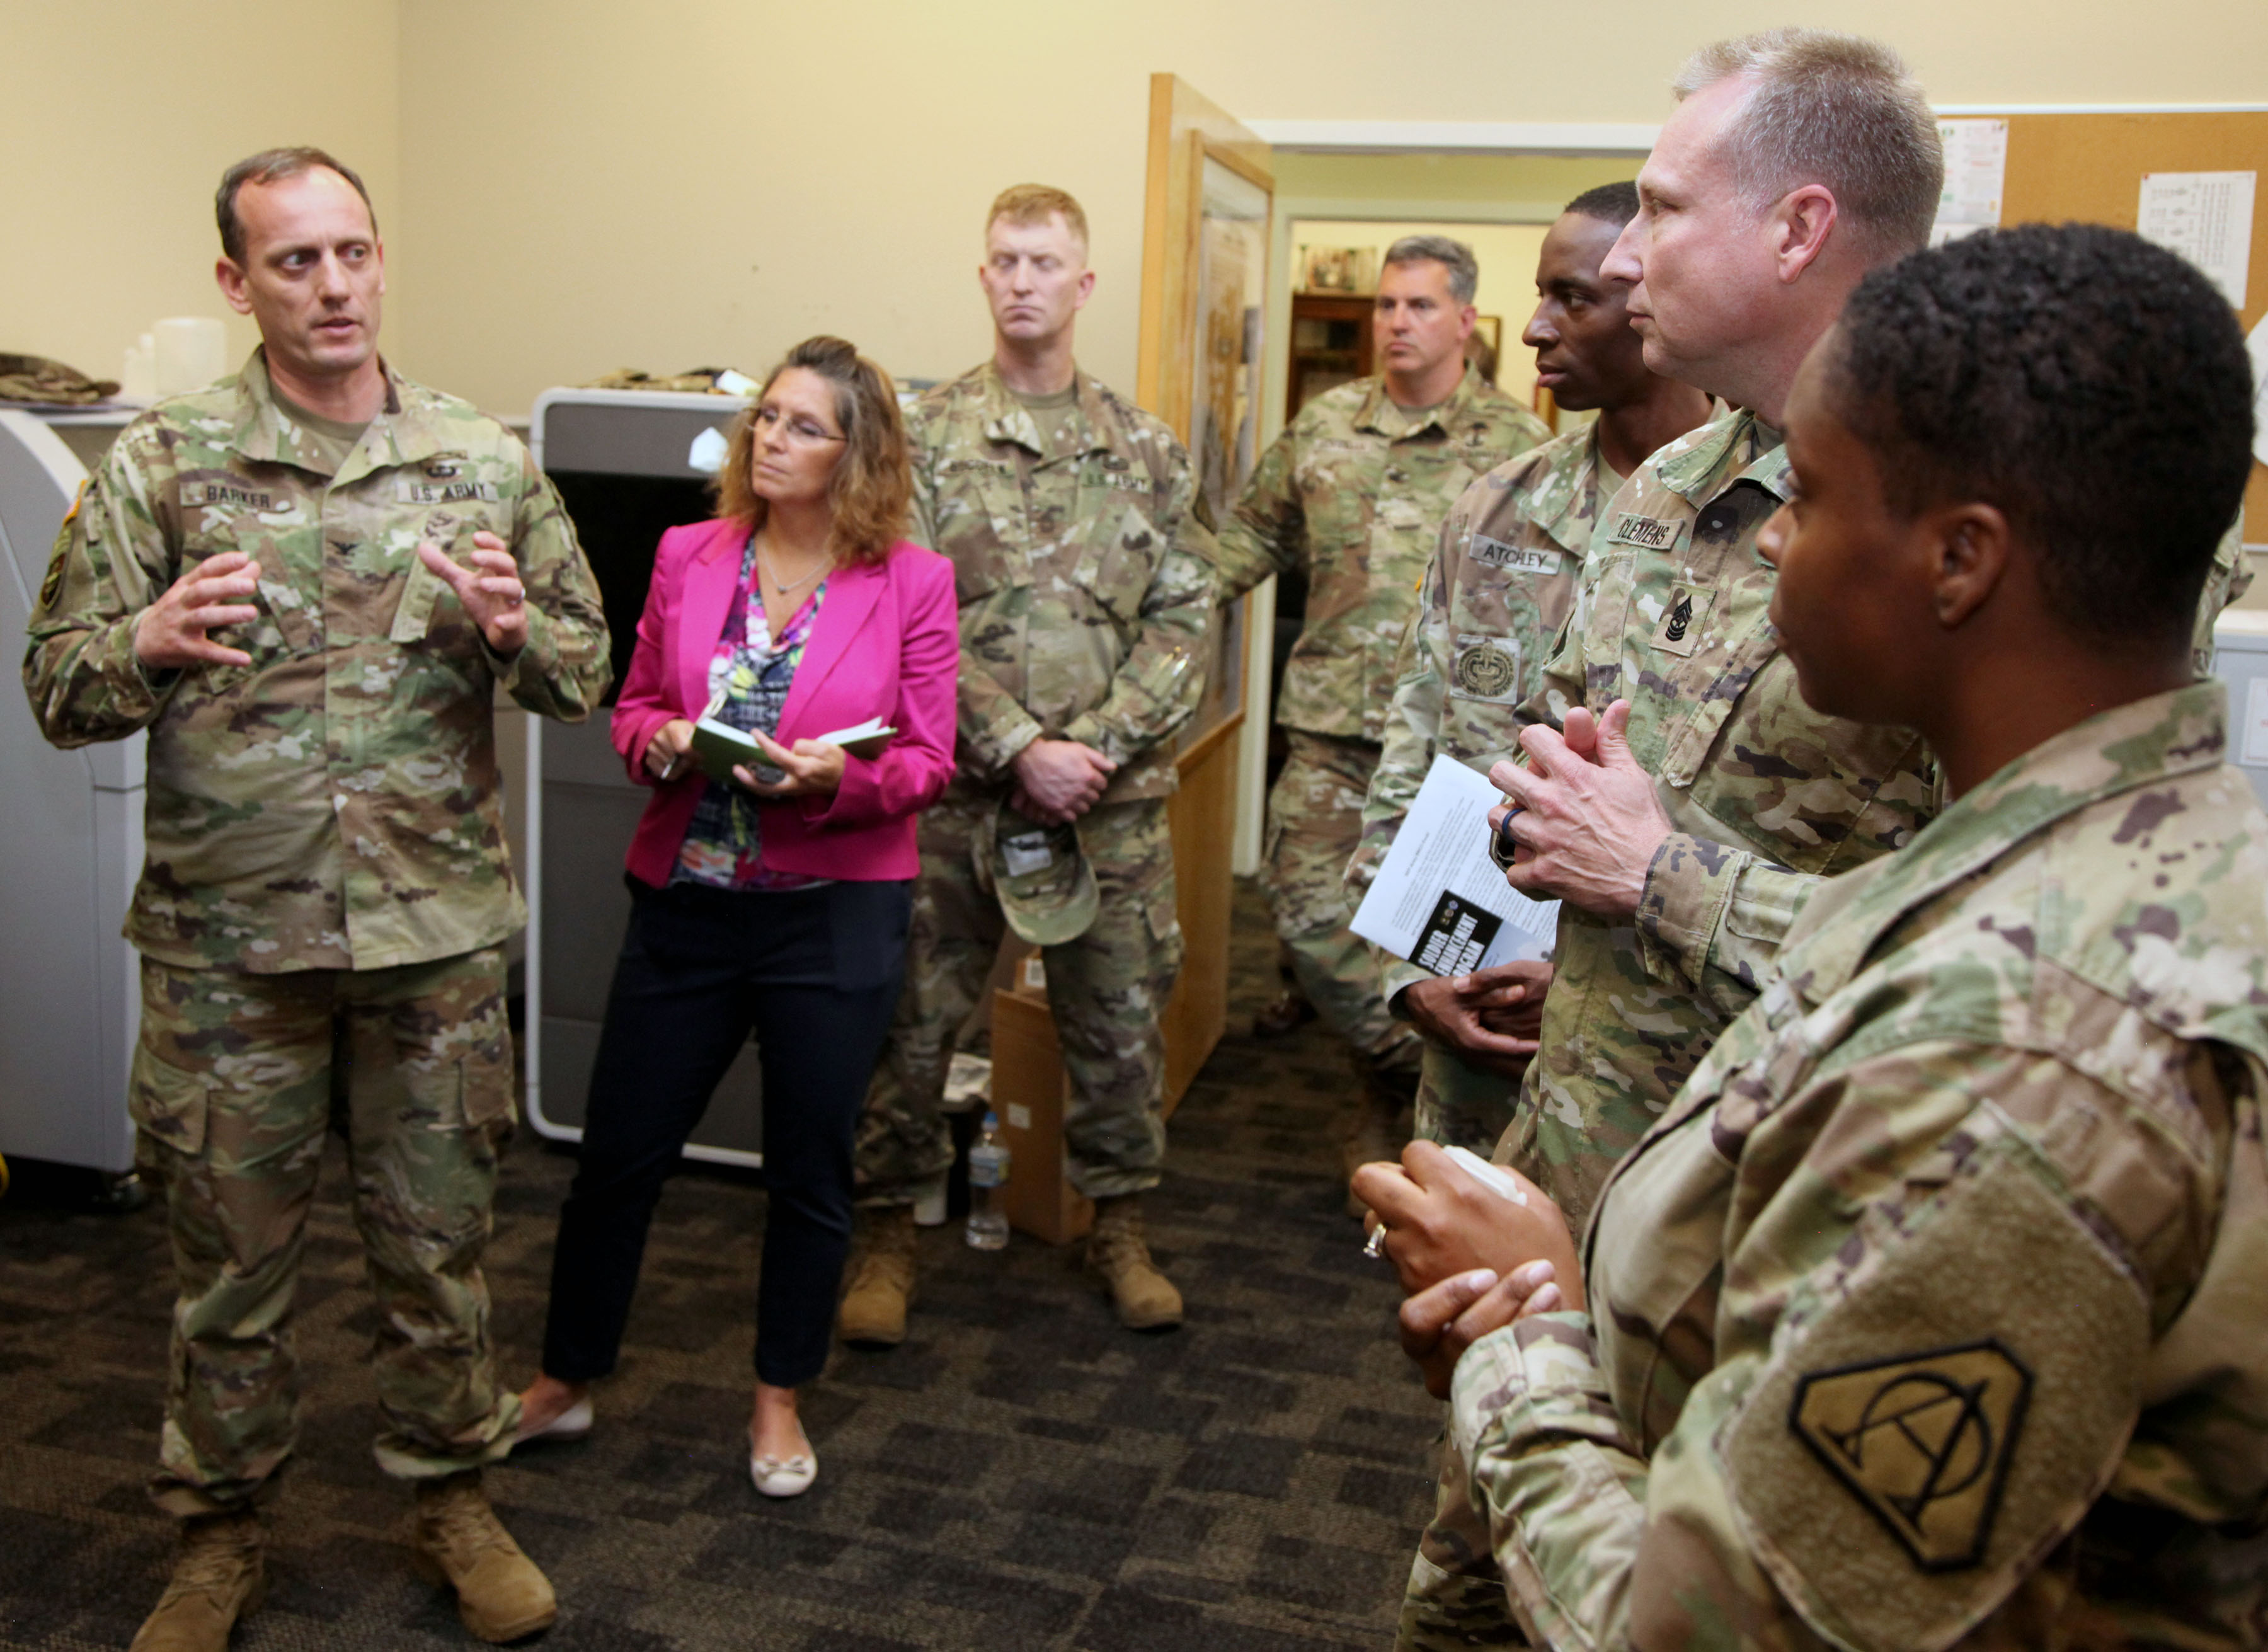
[541,875,910,1389]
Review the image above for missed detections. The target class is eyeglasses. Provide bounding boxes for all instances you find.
[753,404,847,448]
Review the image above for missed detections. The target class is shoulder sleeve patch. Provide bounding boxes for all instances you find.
[1723,1136,2148,1650]
[1789,1338,2030,1571]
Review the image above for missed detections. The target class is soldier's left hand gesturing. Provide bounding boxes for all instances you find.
[1487,700,1671,921]
[418,532,529,657]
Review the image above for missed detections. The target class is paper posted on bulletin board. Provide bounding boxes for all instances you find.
[2138,170,2255,311]
[1932,119,2008,246]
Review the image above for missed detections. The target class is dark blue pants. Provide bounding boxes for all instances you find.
[541,875,910,1389]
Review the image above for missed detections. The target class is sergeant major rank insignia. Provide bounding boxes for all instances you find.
[1789,1338,2032,1571]
[1651,587,1713,657]
[1451,636,1520,703]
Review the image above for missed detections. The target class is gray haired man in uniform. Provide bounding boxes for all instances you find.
[1214,235,1549,1200]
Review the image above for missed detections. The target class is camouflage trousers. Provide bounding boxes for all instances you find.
[1397,1429,1526,1649]
[856,787,1182,1203]
[132,947,521,1517]
[1412,1043,1521,1157]
[1264,731,1420,1077]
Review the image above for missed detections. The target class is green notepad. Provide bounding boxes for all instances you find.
[687,717,895,783]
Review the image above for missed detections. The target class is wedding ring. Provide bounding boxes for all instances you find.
[1362,1225,1387,1259]
[1487,806,1523,872]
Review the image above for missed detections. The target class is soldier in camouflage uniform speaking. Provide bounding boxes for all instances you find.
[22,149,610,1651]
[1365,219,2268,1652]
[1214,236,1547,1198]
[839,185,1214,1339]
[1351,184,1712,1157]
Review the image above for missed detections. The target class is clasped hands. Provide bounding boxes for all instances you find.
[1400,961,1552,1079]
[1353,1142,1584,1400]
[1487,700,1671,921]
[1009,737,1115,825]
[642,720,846,798]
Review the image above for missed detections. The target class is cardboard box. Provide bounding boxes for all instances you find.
[988,961,1093,1246]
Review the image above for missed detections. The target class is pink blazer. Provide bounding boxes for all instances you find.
[610,519,959,885]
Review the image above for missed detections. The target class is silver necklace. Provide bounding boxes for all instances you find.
[756,531,828,594]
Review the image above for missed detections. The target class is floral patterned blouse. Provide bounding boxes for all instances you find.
[670,537,831,892]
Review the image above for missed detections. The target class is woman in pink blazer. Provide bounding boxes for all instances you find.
[516,338,956,1498]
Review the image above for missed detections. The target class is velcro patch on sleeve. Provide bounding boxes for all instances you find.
[1724,1137,2147,1649]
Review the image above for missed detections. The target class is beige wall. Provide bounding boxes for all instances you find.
[3,1,400,391]
[394,0,2268,413]
[6,0,2264,415]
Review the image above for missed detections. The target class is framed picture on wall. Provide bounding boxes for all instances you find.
[1298,244,1377,294]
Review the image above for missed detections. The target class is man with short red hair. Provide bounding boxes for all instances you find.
[842,185,1215,1340]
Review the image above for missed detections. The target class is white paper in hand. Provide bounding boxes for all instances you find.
[1351,755,1559,973]
[1445,1145,1527,1205]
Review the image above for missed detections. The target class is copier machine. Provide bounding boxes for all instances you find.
[0,410,140,1186]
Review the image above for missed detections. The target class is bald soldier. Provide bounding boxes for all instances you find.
[1366,219,2268,1652]
[23,148,609,1649]
[1351,184,1712,1156]
[1215,236,1548,1195]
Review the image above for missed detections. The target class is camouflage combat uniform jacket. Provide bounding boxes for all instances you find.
[1351,423,1610,1006]
[23,350,611,972]
[1454,680,2268,1649]
[1213,367,1547,742]
[1508,408,1937,1223]
[911,363,1213,802]
[2196,519,2254,675]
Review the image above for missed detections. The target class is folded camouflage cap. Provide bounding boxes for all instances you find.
[980,797,1099,948]
[0,354,119,406]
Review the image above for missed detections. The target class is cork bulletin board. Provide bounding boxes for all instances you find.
[1973,110,2268,541]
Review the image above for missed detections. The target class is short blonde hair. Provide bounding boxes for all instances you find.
[987,184,1089,255]
[1674,29,1942,258]
[711,336,910,566]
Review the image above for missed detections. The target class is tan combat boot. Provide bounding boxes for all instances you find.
[1085,1194,1184,1330]
[410,1471,558,1643]
[130,1508,266,1652]
[837,1205,918,1348]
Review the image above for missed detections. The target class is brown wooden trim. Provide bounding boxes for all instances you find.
[1175,708,1244,774]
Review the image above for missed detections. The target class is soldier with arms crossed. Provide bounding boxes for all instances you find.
[839,185,1213,1339]
[23,148,610,1650]
[1214,234,1549,1193]
[1352,183,1712,1156]
[1363,220,2268,1652]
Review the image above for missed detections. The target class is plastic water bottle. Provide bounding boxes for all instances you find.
[965,1111,1010,1251]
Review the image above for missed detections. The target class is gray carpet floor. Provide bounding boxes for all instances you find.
[0,879,1439,1650]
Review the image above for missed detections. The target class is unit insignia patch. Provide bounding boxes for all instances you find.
[1789,1338,2032,1571]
